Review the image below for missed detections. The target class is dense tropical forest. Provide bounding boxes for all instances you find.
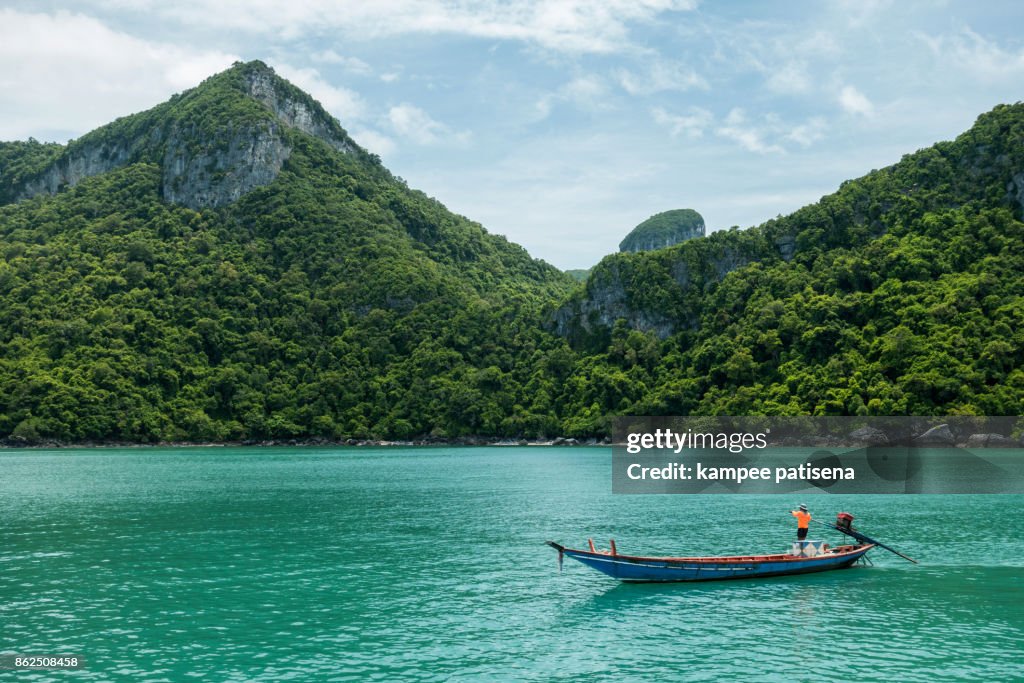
[0,62,1021,443]
[558,102,1024,422]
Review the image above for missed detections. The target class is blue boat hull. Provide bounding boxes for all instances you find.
[547,542,873,583]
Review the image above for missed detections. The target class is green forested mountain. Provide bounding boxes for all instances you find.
[0,62,576,442]
[556,103,1024,421]
[1,62,1022,443]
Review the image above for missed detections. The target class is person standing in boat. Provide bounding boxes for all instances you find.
[791,504,811,540]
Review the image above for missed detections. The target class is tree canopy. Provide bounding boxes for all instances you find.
[1,64,1022,442]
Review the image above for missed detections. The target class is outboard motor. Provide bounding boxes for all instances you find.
[836,512,854,531]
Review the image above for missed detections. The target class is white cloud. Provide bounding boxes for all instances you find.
[833,0,893,27]
[563,74,607,102]
[270,63,366,122]
[351,128,397,157]
[765,61,811,94]
[0,9,238,141]
[796,30,841,58]
[707,26,834,99]
[310,49,373,76]
[654,106,825,152]
[615,60,706,95]
[532,74,610,120]
[86,0,699,54]
[919,27,1024,83]
[387,103,468,145]
[715,108,784,154]
[532,97,553,122]
[838,84,874,116]
[388,104,442,144]
[786,117,827,147]
[651,106,712,138]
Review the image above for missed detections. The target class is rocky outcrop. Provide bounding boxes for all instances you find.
[242,68,355,154]
[1008,171,1024,214]
[553,208,770,340]
[12,61,358,210]
[552,263,680,340]
[848,426,890,446]
[18,141,132,198]
[774,234,797,261]
[710,247,750,278]
[962,433,1019,448]
[913,423,955,445]
[161,123,291,209]
[553,241,758,340]
[619,209,705,253]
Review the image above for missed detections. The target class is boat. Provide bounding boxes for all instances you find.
[545,539,874,583]
[546,512,916,583]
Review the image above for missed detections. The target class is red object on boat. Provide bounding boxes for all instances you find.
[836,512,855,530]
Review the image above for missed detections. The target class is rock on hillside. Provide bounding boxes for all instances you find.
[10,61,361,210]
[619,209,705,253]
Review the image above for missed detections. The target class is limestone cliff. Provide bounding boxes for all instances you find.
[552,261,680,341]
[619,209,705,253]
[554,231,775,342]
[10,61,362,210]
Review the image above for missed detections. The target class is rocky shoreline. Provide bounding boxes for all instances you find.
[0,435,613,449]
[2,422,1020,449]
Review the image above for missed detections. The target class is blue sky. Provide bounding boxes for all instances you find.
[2,1,1023,269]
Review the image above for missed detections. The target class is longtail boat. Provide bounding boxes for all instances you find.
[545,540,873,583]
[546,512,916,583]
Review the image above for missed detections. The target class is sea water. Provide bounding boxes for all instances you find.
[1,447,1021,681]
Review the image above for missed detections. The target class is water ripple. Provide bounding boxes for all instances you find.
[0,448,1021,681]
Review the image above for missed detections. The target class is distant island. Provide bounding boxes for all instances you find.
[1,61,1022,445]
[567,209,706,281]
[565,269,591,282]
[619,209,705,253]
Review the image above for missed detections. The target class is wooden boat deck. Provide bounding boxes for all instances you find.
[561,543,868,564]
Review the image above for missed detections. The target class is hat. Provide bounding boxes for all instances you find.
[799,504,807,512]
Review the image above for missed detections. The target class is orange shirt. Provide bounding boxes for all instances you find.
[792,510,811,529]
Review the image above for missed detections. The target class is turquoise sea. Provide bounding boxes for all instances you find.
[1,447,1022,681]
